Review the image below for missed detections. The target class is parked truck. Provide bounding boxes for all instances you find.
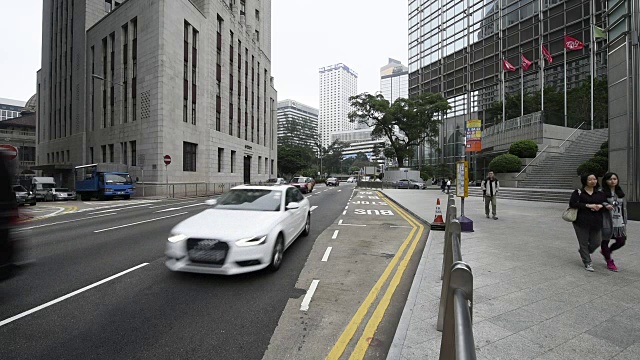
[74,163,135,200]
[31,177,57,201]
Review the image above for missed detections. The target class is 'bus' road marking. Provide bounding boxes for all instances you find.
[0,263,149,328]
[93,212,189,233]
[321,247,333,262]
[300,280,320,311]
[337,219,366,227]
[16,213,118,231]
[332,230,339,239]
[310,206,318,212]
[154,203,205,213]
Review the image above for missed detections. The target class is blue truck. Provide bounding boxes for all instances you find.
[74,163,135,200]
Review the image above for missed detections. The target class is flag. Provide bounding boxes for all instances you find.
[594,25,606,39]
[502,59,516,72]
[564,35,584,51]
[541,45,553,64]
[521,54,532,71]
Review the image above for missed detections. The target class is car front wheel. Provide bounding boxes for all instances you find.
[269,235,285,272]
[302,213,310,237]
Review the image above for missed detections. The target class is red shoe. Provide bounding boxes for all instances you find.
[607,259,618,272]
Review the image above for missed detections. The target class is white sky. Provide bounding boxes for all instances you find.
[0,0,408,109]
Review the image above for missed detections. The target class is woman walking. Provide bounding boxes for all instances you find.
[569,173,607,272]
[600,172,628,272]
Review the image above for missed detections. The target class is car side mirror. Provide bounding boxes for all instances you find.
[286,202,300,210]
[205,199,218,206]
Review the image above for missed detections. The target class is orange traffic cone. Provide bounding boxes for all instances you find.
[431,198,446,231]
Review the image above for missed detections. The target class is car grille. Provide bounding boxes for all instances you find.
[187,238,229,265]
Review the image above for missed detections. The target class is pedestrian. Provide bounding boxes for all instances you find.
[446,179,451,194]
[481,171,499,219]
[569,173,607,272]
[600,172,628,272]
[441,179,446,193]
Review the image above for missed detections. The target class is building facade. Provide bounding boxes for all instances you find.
[318,63,358,148]
[36,0,277,189]
[0,98,26,121]
[409,0,607,171]
[380,58,408,104]
[277,99,318,148]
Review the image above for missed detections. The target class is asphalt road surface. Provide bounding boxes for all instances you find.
[0,184,427,359]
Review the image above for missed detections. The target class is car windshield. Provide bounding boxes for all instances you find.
[290,177,306,183]
[13,185,27,192]
[55,188,69,192]
[214,189,282,211]
[42,183,56,189]
[106,174,133,185]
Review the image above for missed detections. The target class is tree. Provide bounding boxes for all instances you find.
[348,93,450,167]
[278,144,315,177]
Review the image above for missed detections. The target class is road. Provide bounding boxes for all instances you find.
[0,184,428,359]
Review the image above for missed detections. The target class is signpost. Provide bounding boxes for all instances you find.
[164,155,171,198]
[456,160,474,232]
[0,144,18,160]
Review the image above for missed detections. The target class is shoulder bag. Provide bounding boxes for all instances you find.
[562,190,581,222]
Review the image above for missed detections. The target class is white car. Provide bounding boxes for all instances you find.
[165,185,311,275]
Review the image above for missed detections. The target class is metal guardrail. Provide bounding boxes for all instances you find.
[437,197,476,360]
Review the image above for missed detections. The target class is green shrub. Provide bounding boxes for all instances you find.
[600,141,608,150]
[592,156,608,172]
[489,154,522,173]
[508,140,539,158]
[577,159,606,177]
[594,148,608,158]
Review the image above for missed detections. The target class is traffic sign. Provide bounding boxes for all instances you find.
[0,144,18,160]
[163,155,171,165]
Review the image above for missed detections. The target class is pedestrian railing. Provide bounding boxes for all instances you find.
[134,182,245,198]
[437,196,476,360]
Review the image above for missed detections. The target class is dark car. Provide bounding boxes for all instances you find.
[289,176,315,194]
[13,185,36,206]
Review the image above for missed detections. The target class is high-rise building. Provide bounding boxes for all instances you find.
[408,0,606,169]
[35,0,277,190]
[0,98,26,121]
[380,58,408,104]
[319,63,358,148]
[277,99,318,148]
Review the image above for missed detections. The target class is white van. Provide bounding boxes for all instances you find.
[32,177,57,201]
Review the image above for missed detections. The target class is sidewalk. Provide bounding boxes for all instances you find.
[384,189,640,360]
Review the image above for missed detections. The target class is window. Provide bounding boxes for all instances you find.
[108,144,114,162]
[240,0,245,15]
[231,150,236,173]
[90,147,94,163]
[130,141,136,166]
[192,104,197,126]
[216,112,221,131]
[132,18,137,121]
[255,9,260,21]
[258,156,262,173]
[101,145,107,162]
[271,160,274,174]
[122,23,128,123]
[218,148,224,172]
[183,99,188,122]
[255,30,259,43]
[183,142,197,172]
[121,142,128,164]
[105,0,113,12]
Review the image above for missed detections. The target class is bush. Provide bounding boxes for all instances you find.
[594,148,608,158]
[600,140,608,150]
[577,159,606,177]
[489,154,522,173]
[508,140,538,158]
[592,156,608,171]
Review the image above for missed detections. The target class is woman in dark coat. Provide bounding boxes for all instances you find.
[569,173,607,272]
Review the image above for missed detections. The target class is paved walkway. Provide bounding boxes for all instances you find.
[384,189,640,360]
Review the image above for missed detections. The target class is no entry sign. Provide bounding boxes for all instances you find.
[163,155,171,165]
[0,144,18,160]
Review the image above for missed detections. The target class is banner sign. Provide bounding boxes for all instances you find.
[456,161,469,198]
[465,119,482,152]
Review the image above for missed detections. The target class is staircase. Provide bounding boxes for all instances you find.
[465,187,572,204]
[517,129,608,189]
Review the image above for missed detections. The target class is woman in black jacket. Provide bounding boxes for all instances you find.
[569,173,607,272]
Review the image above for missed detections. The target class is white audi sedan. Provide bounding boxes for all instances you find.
[165,185,311,275]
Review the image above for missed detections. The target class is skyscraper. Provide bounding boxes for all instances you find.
[318,63,358,148]
[277,99,318,148]
[380,58,408,104]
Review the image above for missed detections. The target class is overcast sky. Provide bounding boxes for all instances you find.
[0,0,407,108]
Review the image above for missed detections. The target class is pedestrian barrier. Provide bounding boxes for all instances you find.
[437,197,476,360]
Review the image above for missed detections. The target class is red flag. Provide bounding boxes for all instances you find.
[564,35,584,51]
[502,59,516,72]
[541,45,553,64]
[521,54,532,71]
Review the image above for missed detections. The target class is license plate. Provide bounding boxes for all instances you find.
[189,249,226,263]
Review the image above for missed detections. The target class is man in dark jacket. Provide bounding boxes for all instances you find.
[481,171,499,220]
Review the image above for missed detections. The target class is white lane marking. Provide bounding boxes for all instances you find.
[93,212,189,233]
[345,206,349,209]
[310,206,318,212]
[300,280,320,311]
[154,203,205,213]
[88,203,152,215]
[338,219,366,227]
[342,210,347,215]
[321,247,333,262]
[332,230,339,239]
[390,225,413,228]
[0,263,149,327]
[338,190,342,192]
[46,206,67,217]
[17,213,118,231]
[148,200,200,209]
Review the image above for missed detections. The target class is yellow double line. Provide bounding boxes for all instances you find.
[327,191,425,360]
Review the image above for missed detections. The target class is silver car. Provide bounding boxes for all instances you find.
[13,185,36,206]
[51,188,77,201]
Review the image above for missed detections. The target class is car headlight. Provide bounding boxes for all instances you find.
[235,235,267,247]
[168,234,188,243]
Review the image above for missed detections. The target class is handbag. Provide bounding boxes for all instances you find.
[562,189,581,222]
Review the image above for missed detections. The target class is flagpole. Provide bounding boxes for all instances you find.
[521,52,524,118]
[590,0,595,130]
[564,34,568,127]
[500,3,505,129]
[539,0,544,113]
